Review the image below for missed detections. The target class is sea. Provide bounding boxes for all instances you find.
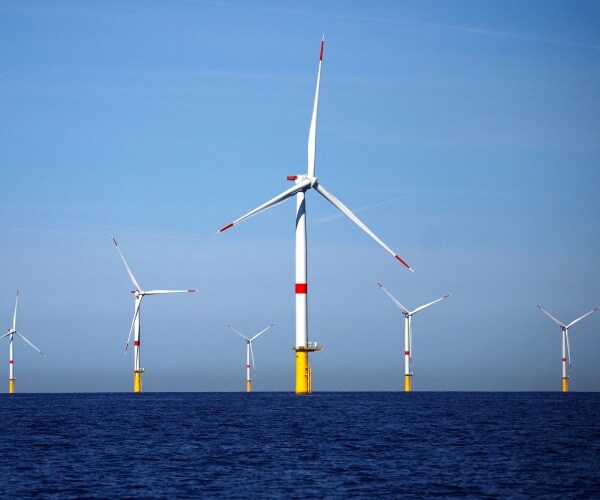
[1,392,598,498]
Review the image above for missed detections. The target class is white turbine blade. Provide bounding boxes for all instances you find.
[565,329,572,369]
[412,294,451,315]
[0,331,12,340]
[218,178,312,233]
[226,324,251,342]
[125,298,142,352]
[15,332,45,356]
[12,289,19,331]
[250,323,275,342]
[566,307,599,329]
[307,36,324,178]
[536,305,566,328]
[315,182,413,271]
[376,282,410,314]
[113,237,142,291]
[249,341,256,371]
[143,289,197,295]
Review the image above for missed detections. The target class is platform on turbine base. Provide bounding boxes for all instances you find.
[294,342,323,353]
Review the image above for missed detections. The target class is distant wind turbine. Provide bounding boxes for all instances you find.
[226,323,274,392]
[218,37,413,395]
[377,282,449,392]
[0,290,45,393]
[536,304,598,392]
[113,237,197,393]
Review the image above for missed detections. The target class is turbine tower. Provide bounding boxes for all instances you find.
[1,290,45,393]
[536,304,598,392]
[113,237,196,393]
[377,282,449,392]
[226,323,274,392]
[219,38,413,395]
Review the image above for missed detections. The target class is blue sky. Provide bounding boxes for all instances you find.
[1,0,599,392]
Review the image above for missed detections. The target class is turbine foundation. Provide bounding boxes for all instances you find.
[404,374,412,392]
[8,378,15,394]
[294,343,322,394]
[562,377,569,393]
[133,370,143,393]
[246,380,252,393]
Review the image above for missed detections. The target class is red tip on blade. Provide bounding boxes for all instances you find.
[443,294,450,299]
[187,289,197,293]
[130,290,136,294]
[376,281,382,287]
[287,175,298,181]
[395,255,412,271]
[113,237,118,246]
[220,223,234,233]
[320,40,324,61]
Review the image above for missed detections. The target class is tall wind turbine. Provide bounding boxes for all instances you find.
[218,38,413,394]
[1,290,45,393]
[536,304,598,392]
[226,323,274,392]
[377,282,449,392]
[113,237,197,393]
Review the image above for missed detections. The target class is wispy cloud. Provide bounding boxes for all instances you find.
[181,0,600,52]
[312,196,412,225]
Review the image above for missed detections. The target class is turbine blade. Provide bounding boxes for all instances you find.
[113,237,142,291]
[125,298,142,352]
[15,332,45,356]
[0,332,12,340]
[565,329,572,369]
[250,323,275,342]
[249,341,256,371]
[412,294,451,315]
[218,179,312,233]
[536,305,566,328]
[143,289,197,295]
[226,324,251,342]
[566,307,599,329]
[307,36,324,178]
[376,282,410,314]
[315,182,413,271]
[12,289,19,331]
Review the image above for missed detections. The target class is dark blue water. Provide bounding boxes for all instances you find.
[1,392,599,498]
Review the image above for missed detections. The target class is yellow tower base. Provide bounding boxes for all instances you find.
[404,374,412,392]
[562,377,568,393]
[246,380,252,393]
[295,350,310,394]
[8,378,15,394]
[133,371,142,393]
[294,344,322,394]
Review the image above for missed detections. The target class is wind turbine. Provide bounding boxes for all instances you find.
[226,323,274,392]
[536,304,598,392]
[377,282,449,392]
[218,37,413,394]
[1,290,45,393]
[113,237,197,393]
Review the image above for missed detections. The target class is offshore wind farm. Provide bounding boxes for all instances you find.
[1,2,599,395]
[1,3,600,499]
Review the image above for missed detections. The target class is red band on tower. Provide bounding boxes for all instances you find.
[296,283,307,294]
[404,351,410,356]
[134,341,140,347]
[562,357,566,362]
[9,360,13,364]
